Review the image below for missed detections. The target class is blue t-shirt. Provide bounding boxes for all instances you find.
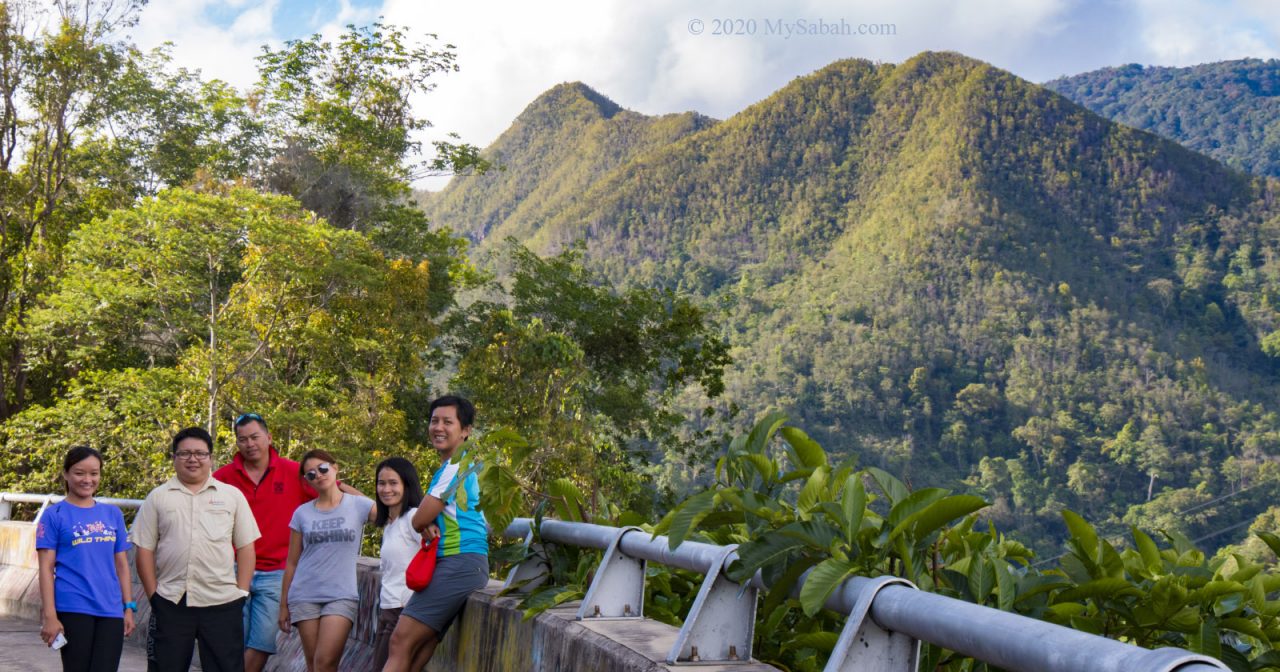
[426,457,488,557]
[35,500,130,618]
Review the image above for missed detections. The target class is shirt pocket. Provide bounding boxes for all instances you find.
[199,509,232,543]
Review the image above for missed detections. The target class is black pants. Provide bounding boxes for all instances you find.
[58,611,124,672]
[147,593,245,672]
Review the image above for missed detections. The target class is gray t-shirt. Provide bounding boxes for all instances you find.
[287,494,374,604]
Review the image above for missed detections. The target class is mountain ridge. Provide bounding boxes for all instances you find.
[422,51,1280,551]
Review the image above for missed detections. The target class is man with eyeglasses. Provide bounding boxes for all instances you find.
[130,427,260,672]
[213,413,360,672]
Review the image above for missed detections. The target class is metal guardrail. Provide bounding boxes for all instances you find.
[499,518,1231,672]
[0,495,1232,671]
[0,492,143,524]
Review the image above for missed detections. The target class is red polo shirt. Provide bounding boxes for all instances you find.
[213,448,316,571]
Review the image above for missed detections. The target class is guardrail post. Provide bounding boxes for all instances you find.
[0,498,10,521]
[577,526,645,620]
[667,544,756,664]
[503,525,549,593]
[826,576,919,672]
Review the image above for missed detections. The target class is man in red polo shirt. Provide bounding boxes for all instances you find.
[214,413,360,672]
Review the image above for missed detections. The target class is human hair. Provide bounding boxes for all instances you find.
[373,457,424,528]
[429,394,475,429]
[298,449,339,476]
[61,446,104,492]
[171,427,213,454]
[234,412,268,432]
[63,445,104,474]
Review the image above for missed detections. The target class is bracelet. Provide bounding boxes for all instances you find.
[123,601,137,613]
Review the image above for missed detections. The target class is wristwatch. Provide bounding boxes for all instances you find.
[124,601,137,613]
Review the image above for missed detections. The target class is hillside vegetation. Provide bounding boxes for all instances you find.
[424,52,1280,552]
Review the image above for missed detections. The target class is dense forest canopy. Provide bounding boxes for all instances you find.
[1046,59,1280,178]
[423,52,1280,557]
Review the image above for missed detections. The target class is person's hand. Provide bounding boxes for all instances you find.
[123,609,136,638]
[423,524,441,542]
[40,615,63,647]
[278,603,291,634]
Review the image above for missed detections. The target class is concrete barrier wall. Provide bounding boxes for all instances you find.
[0,521,777,672]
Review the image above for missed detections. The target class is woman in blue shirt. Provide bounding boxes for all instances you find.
[36,446,135,672]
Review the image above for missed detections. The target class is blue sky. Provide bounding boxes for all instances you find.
[129,0,1280,189]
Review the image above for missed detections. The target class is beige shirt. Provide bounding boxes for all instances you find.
[129,476,260,607]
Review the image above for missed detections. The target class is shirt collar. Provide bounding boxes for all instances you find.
[165,475,219,494]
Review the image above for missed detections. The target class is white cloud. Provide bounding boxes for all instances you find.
[132,0,280,88]
[108,0,1279,189]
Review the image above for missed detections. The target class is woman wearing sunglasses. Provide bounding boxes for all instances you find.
[277,450,375,672]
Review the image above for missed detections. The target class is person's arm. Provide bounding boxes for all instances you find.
[36,549,62,646]
[337,480,364,497]
[277,530,302,633]
[235,543,255,593]
[114,551,135,637]
[129,496,159,600]
[135,547,157,599]
[410,496,445,534]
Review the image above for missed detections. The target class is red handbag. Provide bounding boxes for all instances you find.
[405,537,439,591]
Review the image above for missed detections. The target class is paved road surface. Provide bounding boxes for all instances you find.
[0,615,149,671]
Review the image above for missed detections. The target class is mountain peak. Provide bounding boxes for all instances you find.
[518,81,623,124]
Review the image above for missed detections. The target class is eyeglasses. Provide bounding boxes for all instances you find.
[304,463,332,481]
[175,451,212,461]
[235,413,264,426]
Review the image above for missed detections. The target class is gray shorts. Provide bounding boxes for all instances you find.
[401,553,489,635]
[290,599,359,625]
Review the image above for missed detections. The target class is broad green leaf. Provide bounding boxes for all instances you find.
[887,488,948,530]
[1245,649,1280,670]
[865,466,909,505]
[797,466,829,515]
[776,520,844,553]
[747,410,789,455]
[743,453,778,484]
[1258,532,1280,559]
[1222,617,1269,644]
[841,474,866,545]
[893,494,988,543]
[993,557,1015,611]
[1188,580,1246,605]
[799,557,856,616]
[1166,607,1202,633]
[758,555,820,620]
[733,532,808,577]
[1187,617,1222,661]
[1131,527,1162,573]
[547,478,588,522]
[663,490,719,549]
[784,631,838,653]
[1054,577,1140,603]
[780,426,827,469]
[520,585,584,620]
[1062,510,1099,564]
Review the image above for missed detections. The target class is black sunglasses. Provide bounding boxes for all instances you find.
[304,463,332,482]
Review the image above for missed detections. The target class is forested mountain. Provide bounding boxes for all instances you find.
[418,82,716,243]
[1046,59,1280,177]
[423,51,1280,552]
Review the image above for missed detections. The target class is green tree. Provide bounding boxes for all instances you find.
[254,21,489,255]
[451,242,731,517]
[6,187,444,496]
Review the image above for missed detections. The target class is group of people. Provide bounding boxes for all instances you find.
[35,395,487,672]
